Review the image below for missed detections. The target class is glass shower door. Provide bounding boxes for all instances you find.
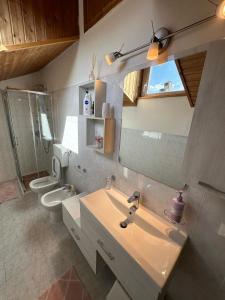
[30,93,54,178]
[6,91,39,190]
[4,90,54,192]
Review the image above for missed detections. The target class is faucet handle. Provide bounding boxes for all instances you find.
[133,191,140,199]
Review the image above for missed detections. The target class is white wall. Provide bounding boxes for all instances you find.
[0,71,41,90]
[122,96,194,136]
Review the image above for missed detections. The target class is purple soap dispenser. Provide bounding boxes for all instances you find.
[168,191,185,223]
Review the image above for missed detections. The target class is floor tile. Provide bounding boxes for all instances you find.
[0,192,114,300]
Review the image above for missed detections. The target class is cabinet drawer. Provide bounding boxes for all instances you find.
[62,204,96,273]
[81,203,160,300]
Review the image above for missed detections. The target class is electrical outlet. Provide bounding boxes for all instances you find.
[218,222,225,237]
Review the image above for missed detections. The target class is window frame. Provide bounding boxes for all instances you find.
[141,64,186,99]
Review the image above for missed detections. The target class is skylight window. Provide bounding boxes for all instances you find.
[147,60,184,94]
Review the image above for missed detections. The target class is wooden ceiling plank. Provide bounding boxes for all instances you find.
[0,40,73,81]
[83,0,122,32]
[21,0,36,43]
[32,0,46,41]
[175,60,194,107]
[0,0,13,45]
[176,52,206,106]
[8,0,25,44]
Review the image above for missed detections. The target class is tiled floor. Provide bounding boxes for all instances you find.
[0,180,19,204]
[0,192,115,300]
[38,266,91,300]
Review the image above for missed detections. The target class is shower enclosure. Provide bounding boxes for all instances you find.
[2,88,54,192]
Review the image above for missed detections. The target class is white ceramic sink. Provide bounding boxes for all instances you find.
[81,187,187,289]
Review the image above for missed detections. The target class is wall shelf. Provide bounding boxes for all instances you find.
[86,117,115,155]
[79,80,106,117]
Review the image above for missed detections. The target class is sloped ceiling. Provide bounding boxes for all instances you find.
[0,0,79,81]
[83,0,122,32]
[0,0,122,81]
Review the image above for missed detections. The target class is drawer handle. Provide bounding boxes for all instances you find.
[97,239,115,261]
[70,227,80,240]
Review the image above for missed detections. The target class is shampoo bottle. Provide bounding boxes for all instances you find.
[83,90,91,116]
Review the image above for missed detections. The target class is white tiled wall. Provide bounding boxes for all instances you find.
[50,41,225,300]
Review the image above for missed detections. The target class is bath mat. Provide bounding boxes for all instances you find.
[0,179,19,204]
[38,266,91,300]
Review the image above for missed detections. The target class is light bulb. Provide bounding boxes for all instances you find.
[146,42,159,61]
[105,53,115,65]
[217,0,225,19]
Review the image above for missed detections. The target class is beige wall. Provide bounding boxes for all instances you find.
[122,96,194,136]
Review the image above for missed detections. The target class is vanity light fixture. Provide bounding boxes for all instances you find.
[105,1,225,65]
[208,0,225,18]
[216,0,225,18]
[146,21,170,61]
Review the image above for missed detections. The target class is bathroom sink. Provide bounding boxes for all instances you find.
[80,188,187,289]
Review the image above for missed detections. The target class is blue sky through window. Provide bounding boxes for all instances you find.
[147,60,184,94]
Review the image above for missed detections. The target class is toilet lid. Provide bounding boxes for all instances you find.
[52,155,61,181]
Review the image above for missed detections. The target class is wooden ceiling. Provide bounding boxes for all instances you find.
[0,0,122,81]
[0,0,79,81]
[83,0,122,32]
[176,52,206,106]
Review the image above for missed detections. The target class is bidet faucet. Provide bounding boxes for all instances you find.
[63,184,75,194]
[127,191,140,208]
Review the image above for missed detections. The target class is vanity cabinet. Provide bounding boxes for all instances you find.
[62,195,97,273]
[80,203,162,300]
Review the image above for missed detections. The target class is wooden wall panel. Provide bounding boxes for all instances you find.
[83,0,122,32]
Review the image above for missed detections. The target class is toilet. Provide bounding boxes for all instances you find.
[29,144,69,200]
[41,185,75,223]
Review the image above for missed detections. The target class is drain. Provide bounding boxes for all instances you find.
[120,221,128,228]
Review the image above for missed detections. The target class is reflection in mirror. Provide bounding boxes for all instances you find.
[119,52,206,189]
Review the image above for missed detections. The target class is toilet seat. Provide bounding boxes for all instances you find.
[29,156,61,194]
[29,176,58,194]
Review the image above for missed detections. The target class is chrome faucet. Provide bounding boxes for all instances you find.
[127,191,140,209]
[120,191,141,229]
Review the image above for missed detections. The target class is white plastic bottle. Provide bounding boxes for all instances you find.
[83,91,91,116]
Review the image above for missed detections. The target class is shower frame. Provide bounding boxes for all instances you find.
[2,87,54,193]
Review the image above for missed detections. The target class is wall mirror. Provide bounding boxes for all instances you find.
[119,51,206,189]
